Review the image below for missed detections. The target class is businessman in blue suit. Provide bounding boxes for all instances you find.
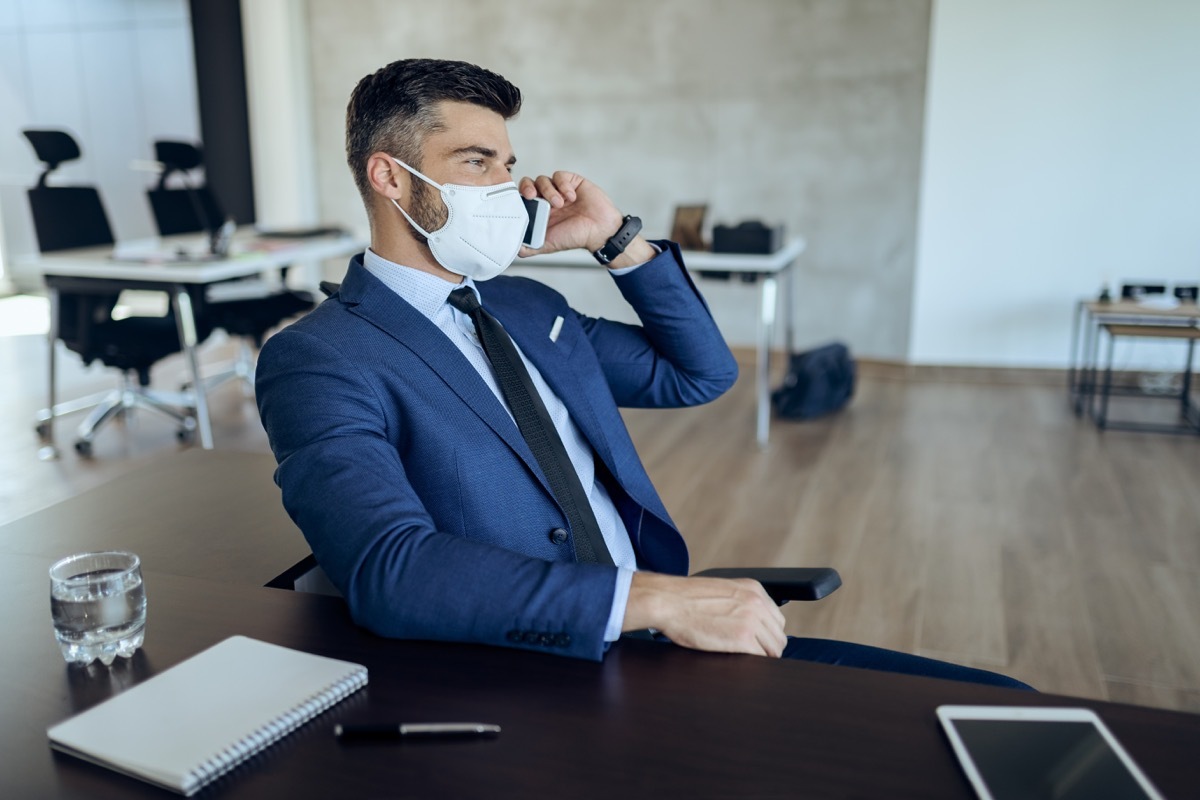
[257,59,1026,688]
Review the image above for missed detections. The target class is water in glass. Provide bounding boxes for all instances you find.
[49,552,147,666]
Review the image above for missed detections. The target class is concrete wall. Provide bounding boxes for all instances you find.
[912,0,1200,368]
[303,0,931,357]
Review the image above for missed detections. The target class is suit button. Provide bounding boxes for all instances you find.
[554,633,572,647]
[523,631,540,644]
[506,630,522,643]
[537,633,555,646]
[549,528,568,545]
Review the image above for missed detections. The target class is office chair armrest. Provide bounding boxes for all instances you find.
[692,568,842,604]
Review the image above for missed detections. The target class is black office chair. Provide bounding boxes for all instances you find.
[23,129,203,455]
[272,549,840,607]
[147,140,315,393]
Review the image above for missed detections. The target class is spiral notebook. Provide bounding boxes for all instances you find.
[47,636,368,796]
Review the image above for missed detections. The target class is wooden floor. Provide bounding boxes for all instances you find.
[2,325,1198,713]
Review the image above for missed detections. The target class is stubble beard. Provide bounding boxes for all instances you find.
[407,178,449,248]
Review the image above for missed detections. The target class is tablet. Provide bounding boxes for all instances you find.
[936,706,1165,800]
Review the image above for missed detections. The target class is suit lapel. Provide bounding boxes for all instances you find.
[483,289,618,474]
[338,260,544,483]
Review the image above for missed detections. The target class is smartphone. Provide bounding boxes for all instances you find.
[937,705,1165,800]
[522,197,549,250]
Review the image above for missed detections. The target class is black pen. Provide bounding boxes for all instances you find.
[334,722,501,742]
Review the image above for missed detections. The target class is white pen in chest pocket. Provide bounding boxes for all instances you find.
[549,316,564,343]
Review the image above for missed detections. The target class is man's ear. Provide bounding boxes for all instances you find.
[366,152,406,201]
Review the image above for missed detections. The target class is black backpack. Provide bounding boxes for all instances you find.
[771,342,856,420]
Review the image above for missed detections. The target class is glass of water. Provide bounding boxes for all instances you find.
[49,551,147,666]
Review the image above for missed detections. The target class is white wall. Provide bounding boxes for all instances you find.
[0,0,201,290]
[911,0,1200,367]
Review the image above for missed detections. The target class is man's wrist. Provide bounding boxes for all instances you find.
[592,214,643,266]
[605,236,656,270]
[623,570,670,632]
[585,214,627,253]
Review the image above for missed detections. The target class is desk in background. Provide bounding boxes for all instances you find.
[20,231,366,454]
[1,451,1198,798]
[521,239,806,448]
[1068,299,1200,431]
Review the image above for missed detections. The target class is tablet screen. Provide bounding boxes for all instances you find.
[948,719,1156,800]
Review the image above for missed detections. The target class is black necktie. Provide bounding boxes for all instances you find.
[447,287,614,566]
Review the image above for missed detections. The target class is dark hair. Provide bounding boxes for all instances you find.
[345,59,522,202]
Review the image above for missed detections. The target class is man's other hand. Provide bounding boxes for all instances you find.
[517,171,655,268]
[622,572,788,658]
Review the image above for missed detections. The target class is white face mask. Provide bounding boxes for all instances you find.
[389,156,527,281]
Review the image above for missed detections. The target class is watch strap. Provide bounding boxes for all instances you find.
[593,215,643,265]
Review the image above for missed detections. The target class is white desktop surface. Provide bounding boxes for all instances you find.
[519,237,805,274]
[22,232,365,284]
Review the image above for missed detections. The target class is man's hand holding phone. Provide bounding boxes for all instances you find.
[517,171,655,268]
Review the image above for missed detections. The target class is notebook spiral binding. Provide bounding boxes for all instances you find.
[183,667,368,795]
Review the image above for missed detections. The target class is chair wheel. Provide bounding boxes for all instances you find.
[74,440,93,457]
[176,427,195,444]
[35,421,51,439]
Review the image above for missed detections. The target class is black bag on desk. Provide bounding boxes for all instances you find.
[772,342,856,420]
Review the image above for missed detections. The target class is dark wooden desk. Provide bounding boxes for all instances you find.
[3,456,1200,798]
[0,450,309,585]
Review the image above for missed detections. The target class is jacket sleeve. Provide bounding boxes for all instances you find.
[580,240,739,408]
[255,327,618,661]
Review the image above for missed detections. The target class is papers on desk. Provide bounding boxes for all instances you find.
[110,232,348,264]
[47,636,367,796]
[254,225,347,239]
[1137,295,1181,310]
[110,238,216,265]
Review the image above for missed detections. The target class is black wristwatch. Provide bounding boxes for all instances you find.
[592,215,643,265]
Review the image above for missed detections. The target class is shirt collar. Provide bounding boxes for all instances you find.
[362,248,478,322]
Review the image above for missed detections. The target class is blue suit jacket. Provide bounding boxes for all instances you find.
[255,242,738,660]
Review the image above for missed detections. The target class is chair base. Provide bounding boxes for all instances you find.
[182,340,256,397]
[36,372,197,458]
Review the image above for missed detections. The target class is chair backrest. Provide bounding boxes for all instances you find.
[147,186,225,236]
[26,186,116,253]
[22,129,120,361]
[22,129,115,253]
[147,139,225,236]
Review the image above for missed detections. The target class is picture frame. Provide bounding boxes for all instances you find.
[670,204,708,251]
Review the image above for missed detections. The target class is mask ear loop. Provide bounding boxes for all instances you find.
[390,198,432,238]
[389,156,443,238]
[391,155,441,189]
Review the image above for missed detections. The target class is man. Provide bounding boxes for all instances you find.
[257,59,1024,688]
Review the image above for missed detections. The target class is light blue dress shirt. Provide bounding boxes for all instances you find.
[363,249,640,641]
